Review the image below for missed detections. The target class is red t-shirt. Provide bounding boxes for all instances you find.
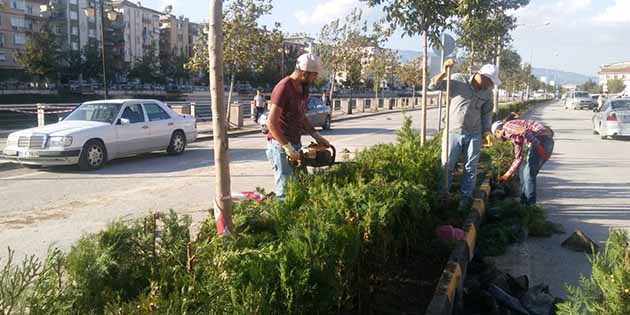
[268,76,308,144]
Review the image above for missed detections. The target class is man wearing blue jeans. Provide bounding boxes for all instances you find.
[492,119,555,205]
[429,60,499,209]
[266,53,330,199]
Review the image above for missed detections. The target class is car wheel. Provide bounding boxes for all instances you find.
[167,131,186,155]
[79,140,107,171]
[322,115,331,130]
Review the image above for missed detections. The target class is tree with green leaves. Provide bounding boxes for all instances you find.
[607,78,625,94]
[455,0,529,70]
[364,48,400,98]
[579,79,602,94]
[397,56,424,97]
[128,45,161,84]
[362,0,476,144]
[318,8,383,100]
[16,24,60,83]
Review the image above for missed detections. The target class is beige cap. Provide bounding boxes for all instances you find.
[296,53,325,74]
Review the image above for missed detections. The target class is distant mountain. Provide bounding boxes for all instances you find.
[531,68,597,86]
[396,49,424,64]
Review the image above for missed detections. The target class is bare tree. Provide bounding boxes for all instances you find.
[208,0,233,235]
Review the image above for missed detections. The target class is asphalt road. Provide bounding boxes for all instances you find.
[0,109,443,261]
[525,101,630,297]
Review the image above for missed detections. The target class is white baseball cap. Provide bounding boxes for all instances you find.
[491,120,504,135]
[296,53,325,74]
[479,64,502,86]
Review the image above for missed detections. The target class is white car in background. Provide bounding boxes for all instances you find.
[2,99,197,170]
[592,98,630,140]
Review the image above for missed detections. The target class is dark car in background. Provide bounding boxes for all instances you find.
[259,97,332,134]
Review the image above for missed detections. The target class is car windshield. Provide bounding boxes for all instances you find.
[611,100,630,110]
[65,103,123,123]
[574,92,589,98]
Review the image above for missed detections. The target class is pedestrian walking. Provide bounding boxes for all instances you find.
[253,89,266,124]
[429,59,499,209]
[322,90,331,107]
[491,119,555,205]
[266,53,331,199]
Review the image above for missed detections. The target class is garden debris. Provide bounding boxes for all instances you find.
[520,284,555,315]
[561,229,599,253]
[435,225,465,241]
[487,284,529,314]
[463,256,560,315]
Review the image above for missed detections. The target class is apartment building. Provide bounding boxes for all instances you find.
[159,13,189,58]
[113,0,160,65]
[599,61,630,94]
[0,0,48,69]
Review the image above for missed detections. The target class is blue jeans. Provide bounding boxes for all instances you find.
[442,132,482,199]
[266,139,301,199]
[520,136,554,205]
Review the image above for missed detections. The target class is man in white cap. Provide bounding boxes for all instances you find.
[429,60,500,209]
[266,53,330,199]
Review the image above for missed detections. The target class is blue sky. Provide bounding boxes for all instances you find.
[143,0,630,76]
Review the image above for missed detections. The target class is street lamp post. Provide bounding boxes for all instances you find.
[85,2,118,99]
[515,21,551,100]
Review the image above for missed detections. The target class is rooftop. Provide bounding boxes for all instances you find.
[599,61,630,74]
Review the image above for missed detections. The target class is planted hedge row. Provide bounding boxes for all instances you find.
[1,117,463,315]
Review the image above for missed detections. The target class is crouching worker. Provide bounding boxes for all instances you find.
[491,119,554,205]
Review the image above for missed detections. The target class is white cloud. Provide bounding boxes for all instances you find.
[593,0,630,24]
[294,0,368,26]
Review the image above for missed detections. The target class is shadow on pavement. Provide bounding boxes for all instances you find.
[42,147,268,175]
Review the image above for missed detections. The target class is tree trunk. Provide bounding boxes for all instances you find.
[421,31,428,145]
[225,71,235,130]
[208,0,233,235]
[412,86,415,98]
[329,73,335,100]
[469,42,475,75]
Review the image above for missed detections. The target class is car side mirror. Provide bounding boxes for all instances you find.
[119,118,131,125]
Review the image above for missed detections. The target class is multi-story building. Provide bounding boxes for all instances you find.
[0,0,49,70]
[113,0,160,65]
[47,0,101,52]
[598,61,630,94]
[159,13,189,58]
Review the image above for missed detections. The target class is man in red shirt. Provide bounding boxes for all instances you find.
[492,119,554,205]
[266,53,330,199]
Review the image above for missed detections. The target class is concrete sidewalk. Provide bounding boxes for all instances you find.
[0,107,423,172]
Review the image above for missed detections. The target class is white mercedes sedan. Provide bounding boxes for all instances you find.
[2,99,197,170]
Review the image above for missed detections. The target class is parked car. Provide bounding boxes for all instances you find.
[258,96,332,134]
[2,99,197,170]
[565,91,596,110]
[592,98,630,139]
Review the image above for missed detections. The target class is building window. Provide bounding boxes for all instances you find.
[88,29,96,37]
[11,0,25,11]
[70,0,78,4]
[70,11,78,20]
[11,16,25,29]
[72,42,79,50]
[0,53,6,61]
[14,33,26,45]
[72,27,78,35]
[0,34,4,47]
